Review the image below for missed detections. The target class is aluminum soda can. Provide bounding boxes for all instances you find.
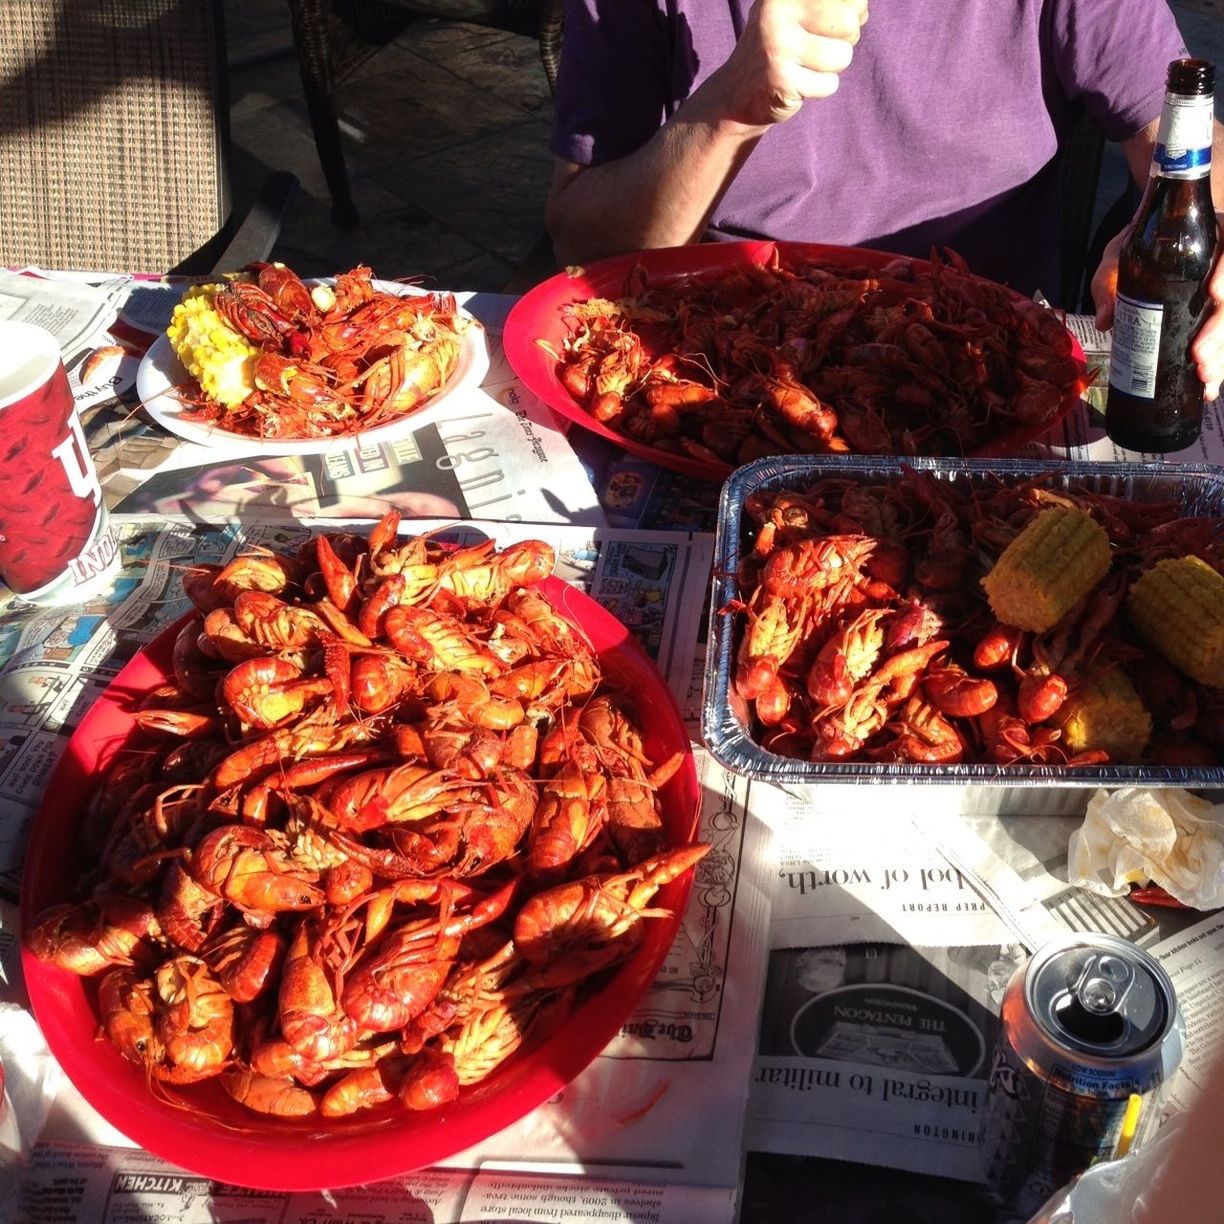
[979,934,1183,1215]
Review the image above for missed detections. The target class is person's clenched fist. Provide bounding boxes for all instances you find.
[718,0,870,127]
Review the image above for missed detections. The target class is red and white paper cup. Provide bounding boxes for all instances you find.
[0,320,118,605]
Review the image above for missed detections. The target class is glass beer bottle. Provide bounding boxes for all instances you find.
[1105,58,1218,453]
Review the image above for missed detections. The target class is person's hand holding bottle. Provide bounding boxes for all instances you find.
[1094,220,1224,404]
[1190,221,1224,401]
[1091,65,1224,420]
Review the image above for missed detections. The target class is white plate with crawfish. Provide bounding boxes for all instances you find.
[136,279,490,456]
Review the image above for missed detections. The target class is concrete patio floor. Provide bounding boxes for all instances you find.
[224,1,555,292]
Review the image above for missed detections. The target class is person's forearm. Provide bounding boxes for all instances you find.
[546,0,867,263]
[546,81,770,265]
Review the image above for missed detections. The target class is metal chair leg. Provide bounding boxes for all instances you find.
[300,84,361,229]
[286,0,361,229]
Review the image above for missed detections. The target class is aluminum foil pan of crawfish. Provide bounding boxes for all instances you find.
[23,516,706,1138]
[704,455,1224,786]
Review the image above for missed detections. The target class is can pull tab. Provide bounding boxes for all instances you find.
[1049,953,1135,1047]
[1075,954,1136,1014]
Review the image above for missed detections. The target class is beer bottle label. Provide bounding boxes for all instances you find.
[1153,92,1214,179]
[1109,292,1163,398]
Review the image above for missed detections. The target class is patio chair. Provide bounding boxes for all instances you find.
[285,0,564,228]
[1074,178,1142,314]
[1057,110,1150,314]
[1056,111,1110,313]
[0,0,295,276]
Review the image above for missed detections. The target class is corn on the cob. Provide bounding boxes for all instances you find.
[1057,667,1152,761]
[166,285,257,407]
[980,506,1111,632]
[1127,554,1224,687]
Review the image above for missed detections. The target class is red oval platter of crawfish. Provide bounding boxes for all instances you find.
[19,553,705,1184]
[502,240,1089,482]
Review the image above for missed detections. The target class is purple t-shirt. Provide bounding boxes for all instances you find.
[550,0,1187,296]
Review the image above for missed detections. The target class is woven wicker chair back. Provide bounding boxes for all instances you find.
[0,0,229,273]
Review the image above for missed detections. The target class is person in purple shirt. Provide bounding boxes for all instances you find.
[545,0,1224,400]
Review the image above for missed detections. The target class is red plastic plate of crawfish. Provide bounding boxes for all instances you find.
[502,240,1088,483]
[19,578,700,1191]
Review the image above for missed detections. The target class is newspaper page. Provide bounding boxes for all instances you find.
[59,282,608,528]
[0,269,130,361]
[745,788,1017,1184]
[103,392,605,527]
[0,516,766,1224]
[1148,911,1224,1111]
[11,1150,736,1224]
[567,433,723,536]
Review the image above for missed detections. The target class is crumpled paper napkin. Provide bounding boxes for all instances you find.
[1067,787,1224,909]
[0,1001,60,1170]
[1024,1114,1187,1223]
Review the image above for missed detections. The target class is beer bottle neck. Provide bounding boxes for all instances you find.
[1151,90,1214,181]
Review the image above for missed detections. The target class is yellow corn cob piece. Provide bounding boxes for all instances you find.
[981,506,1111,632]
[1058,667,1152,762]
[1127,554,1224,688]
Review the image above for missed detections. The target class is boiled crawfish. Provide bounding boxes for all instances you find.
[551,249,1087,468]
[28,518,704,1125]
[178,262,470,441]
[731,468,1224,768]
